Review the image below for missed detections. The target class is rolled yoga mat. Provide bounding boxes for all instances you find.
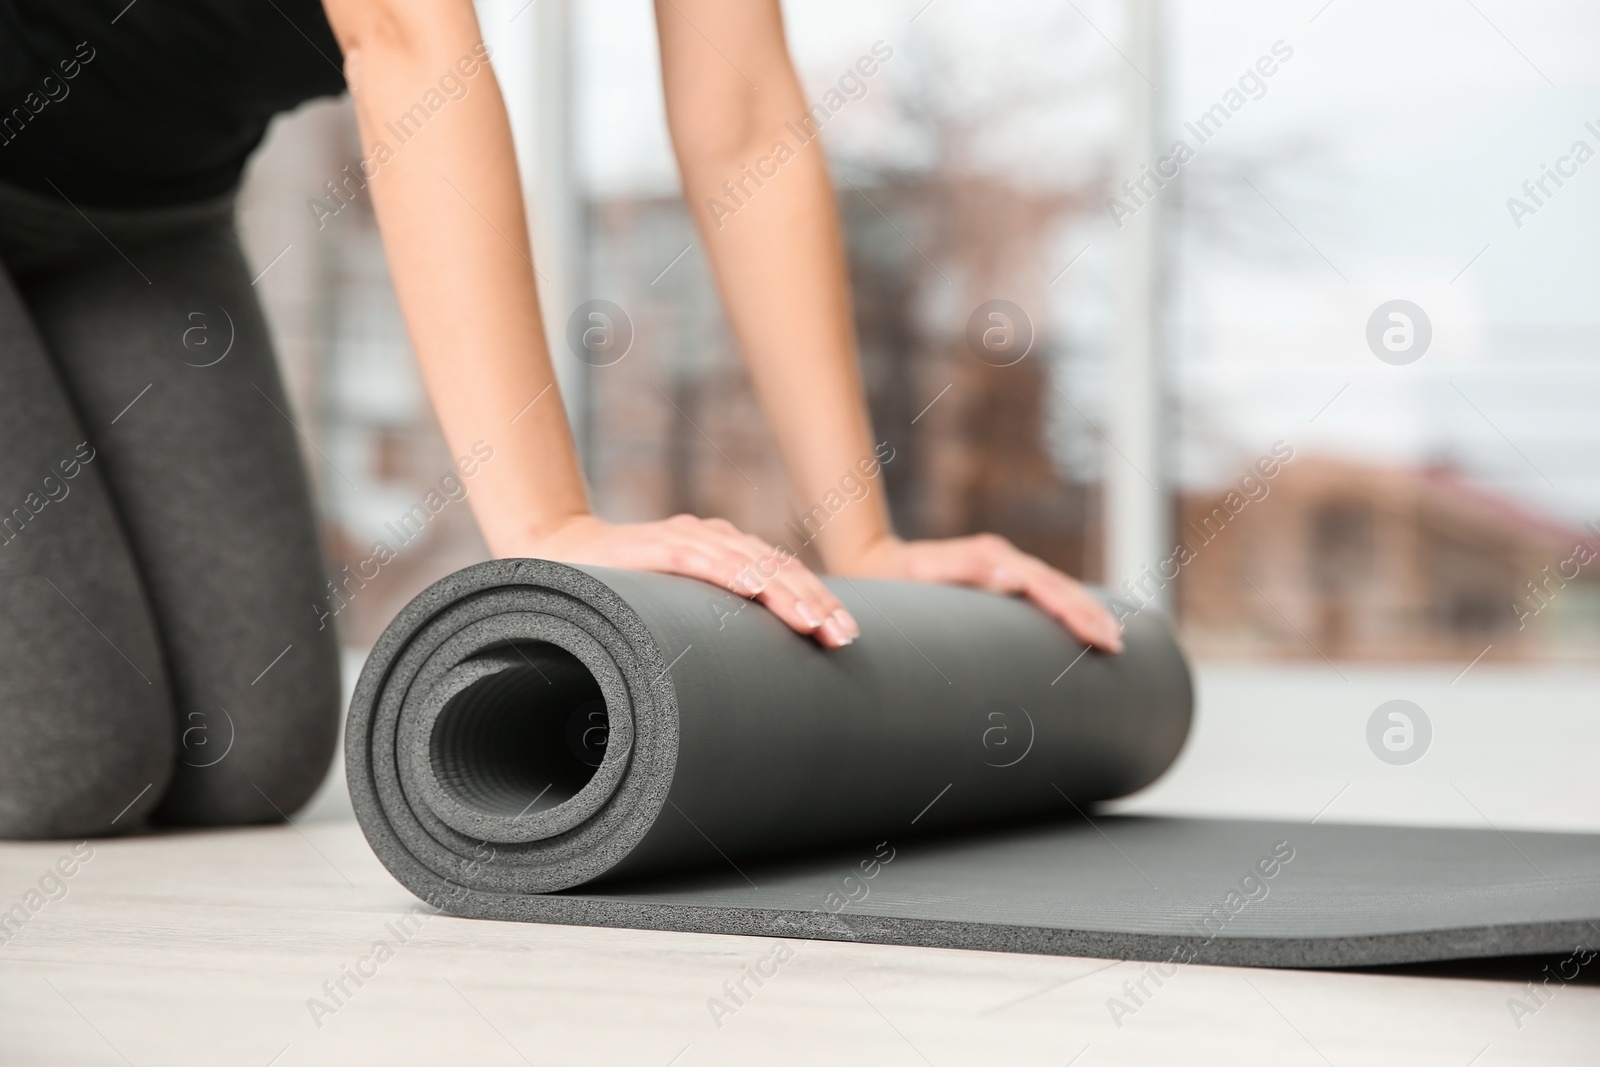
[347,559,1600,968]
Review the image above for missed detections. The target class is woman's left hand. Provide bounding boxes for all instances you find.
[834,534,1124,653]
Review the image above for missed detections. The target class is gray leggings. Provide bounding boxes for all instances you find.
[0,179,340,838]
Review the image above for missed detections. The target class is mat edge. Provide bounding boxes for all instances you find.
[430,892,1599,970]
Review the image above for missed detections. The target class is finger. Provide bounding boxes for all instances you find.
[959,537,1122,652]
[706,524,857,642]
[978,541,1119,651]
[759,576,854,647]
[690,520,786,596]
[769,549,855,639]
[667,529,852,648]
[716,528,788,596]
[732,558,856,647]
[661,520,778,603]
[1018,562,1123,653]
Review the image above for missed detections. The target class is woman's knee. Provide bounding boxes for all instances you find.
[152,624,342,826]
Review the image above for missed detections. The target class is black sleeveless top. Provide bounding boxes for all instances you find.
[0,0,345,208]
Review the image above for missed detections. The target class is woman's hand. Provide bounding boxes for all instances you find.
[516,513,861,649]
[833,534,1124,653]
[513,516,1116,653]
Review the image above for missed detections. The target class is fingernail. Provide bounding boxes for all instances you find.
[797,601,824,629]
[820,618,854,647]
[832,609,860,639]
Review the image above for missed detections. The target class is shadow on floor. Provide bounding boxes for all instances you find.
[1354,952,1600,986]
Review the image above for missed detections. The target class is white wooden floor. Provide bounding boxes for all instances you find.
[3,664,1598,1066]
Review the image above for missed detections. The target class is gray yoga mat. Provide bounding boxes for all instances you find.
[346,560,1600,968]
[478,817,1600,969]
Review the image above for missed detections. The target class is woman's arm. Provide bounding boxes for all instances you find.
[657,0,1122,651]
[320,0,859,647]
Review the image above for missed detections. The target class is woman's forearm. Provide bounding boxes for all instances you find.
[324,0,589,555]
[657,0,894,571]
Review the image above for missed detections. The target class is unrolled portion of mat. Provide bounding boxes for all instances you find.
[482,816,1600,968]
[347,558,1192,900]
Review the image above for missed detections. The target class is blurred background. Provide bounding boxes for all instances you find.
[237,0,1600,672]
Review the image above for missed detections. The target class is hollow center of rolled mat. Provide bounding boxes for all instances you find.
[428,643,609,821]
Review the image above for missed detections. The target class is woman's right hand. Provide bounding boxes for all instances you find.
[510,513,861,649]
